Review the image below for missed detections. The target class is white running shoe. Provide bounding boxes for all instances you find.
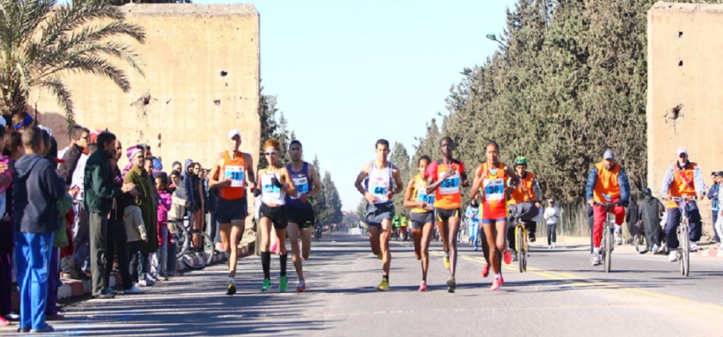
[668,251,678,262]
[689,242,699,252]
[552,243,556,249]
[591,253,601,266]
[614,232,623,246]
[123,285,145,294]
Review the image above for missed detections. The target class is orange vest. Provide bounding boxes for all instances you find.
[219,151,246,200]
[593,162,621,204]
[433,160,463,210]
[666,162,698,208]
[481,162,508,220]
[509,172,537,204]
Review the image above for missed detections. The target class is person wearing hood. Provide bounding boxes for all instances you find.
[182,159,199,214]
[124,147,158,287]
[638,187,665,254]
[13,126,65,333]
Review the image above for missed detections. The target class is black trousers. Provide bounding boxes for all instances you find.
[89,213,108,296]
[128,242,140,283]
[105,220,132,290]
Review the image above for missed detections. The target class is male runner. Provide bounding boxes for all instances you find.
[585,150,630,266]
[470,141,519,290]
[285,140,322,292]
[208,129,256,295]
[661,147,706,261]
[354,139,404,291]
[507,156,542,260]
[426,136,469,293]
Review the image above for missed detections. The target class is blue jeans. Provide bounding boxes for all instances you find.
[14,232,53,330]
[665,202,702,250]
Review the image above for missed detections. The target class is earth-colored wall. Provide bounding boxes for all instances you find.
[648,2,723,238]
[31,4,260,171]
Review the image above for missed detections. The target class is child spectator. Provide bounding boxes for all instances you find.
[153,172,171,281]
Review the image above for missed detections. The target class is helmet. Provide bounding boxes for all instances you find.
[514,156,528,166]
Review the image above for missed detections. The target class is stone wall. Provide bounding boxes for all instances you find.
[31,4,260,171]
[648,2,723,238]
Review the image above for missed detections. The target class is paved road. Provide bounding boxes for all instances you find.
[4,231,721,336]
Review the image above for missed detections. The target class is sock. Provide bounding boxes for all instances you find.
[383,274,389,281]
[593,247,600,254]
[227,277,234,283]
[261,251,271,279]
[614,225,622,233]
[494,273,501,280]
[279,253,288,277]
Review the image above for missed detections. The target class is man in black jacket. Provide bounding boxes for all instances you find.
[13,126,66,333]
[638,188,665,254]
[58,125,89,187]
[625,195,641,243]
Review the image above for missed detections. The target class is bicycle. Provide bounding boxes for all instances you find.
[671,196,693,277]
[514,218,528,273]
[169,217,215,270]
[596,202,616,273]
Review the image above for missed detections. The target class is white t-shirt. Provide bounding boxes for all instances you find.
[544,206,560,225]
[71,153,88,203]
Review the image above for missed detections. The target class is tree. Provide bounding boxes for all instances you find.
[276,112,290,166]
[311,155,328,224]
[389,142,411,212]
[322,171,343,224]
[0,0,145,128]
[257,90,279,169]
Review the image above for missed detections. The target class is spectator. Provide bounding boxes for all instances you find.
[708,171,721,243]
[85,131,136,299]
[638,187,665,254]
[69,133,92,280]
[0,124,14,326]
[124,147,158,287]
[543,199,560,249]
[625,195,641,242]
[14,126,65,333]
[57,126,89,187]
[168,170,186,277]
[153,173,171,281]
[192,162,205,249]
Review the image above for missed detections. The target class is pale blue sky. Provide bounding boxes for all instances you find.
[194,0,516,210]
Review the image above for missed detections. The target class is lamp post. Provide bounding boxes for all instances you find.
[486,33,507,50]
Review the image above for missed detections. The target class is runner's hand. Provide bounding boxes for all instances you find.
[385,191,394,200]
[535,202,541,209]
[364,192,377,204]
[219,178,233,188]
[442,166,456,179]
[299,193,309,203]
[699,193,706,201]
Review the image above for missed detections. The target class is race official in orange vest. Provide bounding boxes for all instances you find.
[660,146,706,261]
[585,150,630,266]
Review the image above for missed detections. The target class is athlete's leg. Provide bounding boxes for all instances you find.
[480,229,490,264]
[436,216,449,253]
[420,222,433,282]
[447,215,461,277]
[482,223,499,274]
[227,219,244,278]
[368,225,381,255]
[259,217,273,281]
[380,219,392,276]
[288,222,303,281]
[494,220,506,272]
[411,228,422,260]
[219,223,232,253]
[274,225,288,279]
[300,227,312,260]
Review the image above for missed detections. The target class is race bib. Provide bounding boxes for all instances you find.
[263,184,281,195]
[291,177,308,199]
[439,172,460,195]
[225,166,245,187]
[483,178,504,201]
[416,193,435,204]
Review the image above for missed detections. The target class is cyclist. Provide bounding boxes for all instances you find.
[208,129,256,295]
[507,156,542,260]
[426,136,469,293]
[354,139,404,291]
[403,155,435,291]
[285,140,322,292]
[660,147,706,262]
[470,141,519,290]
[585,150,630,266]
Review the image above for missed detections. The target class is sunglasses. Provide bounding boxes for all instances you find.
[264,151,278,156]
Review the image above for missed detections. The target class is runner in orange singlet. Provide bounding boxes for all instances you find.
[470,141,519,291]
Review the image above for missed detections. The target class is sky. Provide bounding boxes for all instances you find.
[194,0,517,210]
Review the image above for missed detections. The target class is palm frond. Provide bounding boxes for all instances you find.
[40,1,124,48]
[39,76,74,128]
[64,56,130,91]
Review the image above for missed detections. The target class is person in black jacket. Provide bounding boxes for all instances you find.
[13,126,65,333]
[638,188,665,254]
[625,195,641,243]
[57,126,89,187]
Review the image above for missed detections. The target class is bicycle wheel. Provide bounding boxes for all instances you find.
[174,222,189,260]
[603,224,612,273]
[679,224,690,277]
[183,230,214,270]
[634,233,647,253]
[516,225,525,273]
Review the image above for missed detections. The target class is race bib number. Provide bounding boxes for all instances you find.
[416,193,435,204]
[483,178,504,201]
[225,166,245,187]
[291,177,308,199]
[439,172,460,195]
[263,184,280,195]
[372,186,388,196]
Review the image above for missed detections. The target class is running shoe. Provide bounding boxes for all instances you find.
[446,277,456,293]
[591,253,602,266]
[280,276,288,293]
[503,250,512,265]
[297,280,306,292]
[690,242,699,252]
[443,253,450,269]
[419,281,427,292]
[490,279,502,291]
[227,281,236,295]
[512,250,519,262]
[481,263,491,278]
[261,278,271,291]
[668,251,678,262]
[123,285,145,295]
[377,278,389,291]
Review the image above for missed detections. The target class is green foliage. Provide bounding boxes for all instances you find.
[0,0,145,128]
[388,142,411,211]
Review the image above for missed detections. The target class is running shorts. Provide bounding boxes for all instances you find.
[216,197,248,224]
[435,208,461,222]
[365,202,395,227]
[259,203,288,230]
[288,207,315,228]
[410,212,434,229]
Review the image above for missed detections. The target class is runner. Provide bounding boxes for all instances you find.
[399,211,409,241]
[402,155,435,291]
[354,139,403,291]
[256,139,297,292]
[585,150,630,266]
[425,136,469,293]
[470,141,519,290]
[507,156,542,261]
[660,147,706,261]
[208,129,256,295]
[285,140,322,292]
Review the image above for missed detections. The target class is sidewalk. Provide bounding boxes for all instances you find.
[541,235,723,259]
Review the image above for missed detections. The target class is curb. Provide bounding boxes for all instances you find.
[693,247,723,258]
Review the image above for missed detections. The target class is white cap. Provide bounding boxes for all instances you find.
[227,129,241,140]
[676,146,688,156]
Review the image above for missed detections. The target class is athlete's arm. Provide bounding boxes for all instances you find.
[402,177,424,209]
[470,164,484,199]
[425,161,453,194]
[243,152,256,192]
[281,167,298,198]
[460,162,469,187]
[307,164,322,198]
[354,162,375,203]
[208,157,231,189]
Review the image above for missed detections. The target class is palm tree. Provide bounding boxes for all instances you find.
[0,0,145,128]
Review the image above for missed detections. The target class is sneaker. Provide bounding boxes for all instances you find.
[503,250,512,265]
[4,312,19,321]
[548,245,552,250]
[651,244,660,254]
[481,263,491,278]
[419,281,427,292]
[377,278,389,291]
[591,253,602,266]
[137,278,155,287]
[490,279,501,291]
[17,327,30,333]
[668,251,678,262]
[261,278,271,291]
[446,277,456,293]
[529,232,536,243]
[614,232,623,246]
[227,281,236,295]
[512,251,519,262]
[279,276,288,293]
[443,253,450,269]
[689,242,699,252]
[124,285,145,294]
[30,324,54,333]
[297,280,306,292]
[94,288,116,299]
[552,243,556,249]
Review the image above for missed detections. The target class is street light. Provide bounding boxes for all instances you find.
[486,33,507,50]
